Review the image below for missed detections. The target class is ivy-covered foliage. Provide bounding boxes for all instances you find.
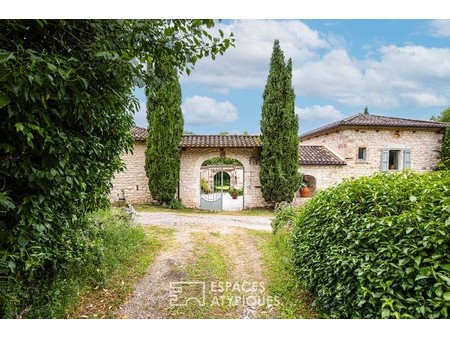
[0,19,233,317]
[432,107,450,170]
[202,157,242,166]
[290,171,450,318]
[145,58,184,204]
[442,127,450,170]
[260,40,301,206]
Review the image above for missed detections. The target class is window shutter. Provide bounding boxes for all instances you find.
[380,149,389,171]
[403,149,411,169]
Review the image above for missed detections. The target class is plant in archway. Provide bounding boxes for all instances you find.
[145,57,184,205]
[260,40,301,206]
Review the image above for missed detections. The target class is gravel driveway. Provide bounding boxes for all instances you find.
[118,211,274,319]
[136,211,273,232]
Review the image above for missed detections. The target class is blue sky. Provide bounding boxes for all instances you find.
[133,19,450,135]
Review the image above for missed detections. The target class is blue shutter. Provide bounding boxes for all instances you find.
[403,149,411,169]
[381,149,389,171]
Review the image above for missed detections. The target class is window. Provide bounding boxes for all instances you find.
[388,150,400,170]
[357,147,367,161]
[381,149,411,171]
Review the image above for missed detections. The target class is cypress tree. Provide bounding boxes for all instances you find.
[145,58,184,204]
[260,40,301,206]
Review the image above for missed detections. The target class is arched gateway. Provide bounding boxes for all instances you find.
[179,135,265,210]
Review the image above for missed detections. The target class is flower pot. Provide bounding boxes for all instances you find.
[300,186,311,198]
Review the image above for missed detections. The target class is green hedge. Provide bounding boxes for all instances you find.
[291,171,450,318]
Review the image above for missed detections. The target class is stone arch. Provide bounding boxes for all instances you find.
[303,174,317,195]
[180,149,256,209]
[199,155,245,211]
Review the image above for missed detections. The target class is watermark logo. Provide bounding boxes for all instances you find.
[169,281,280,308]
[169,282,206,307]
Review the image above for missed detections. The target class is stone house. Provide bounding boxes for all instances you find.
[299,113,445,192]
[110,113,446,209]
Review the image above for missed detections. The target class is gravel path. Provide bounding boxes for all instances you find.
[135,212,273,232]
[118,211,273,319]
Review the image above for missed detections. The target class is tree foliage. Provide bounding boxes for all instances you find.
[259,40,300,206]
[202,157,243,166]
[432,107,450,170]
[431,107,450,122]
[0,19,233,317]
[290,171,450,318]
[145,58,183,204]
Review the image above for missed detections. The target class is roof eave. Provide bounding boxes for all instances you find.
[300,124,445,141]
[300,162,347,166]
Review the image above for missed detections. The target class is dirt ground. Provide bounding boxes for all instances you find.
[117,211,273,319]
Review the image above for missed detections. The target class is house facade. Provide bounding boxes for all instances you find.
[299,113,445,192]
[109,113,446,208]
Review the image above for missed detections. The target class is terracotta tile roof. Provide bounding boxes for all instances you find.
[301,113,447,139]
[132,126,147,141]
[300,145,346,165]
[180,135,261,148]
[132,127,344,165]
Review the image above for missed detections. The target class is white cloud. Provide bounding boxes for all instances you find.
[182,96,238,125]
[182,19,330,90]
[429,20,450,37]
[400,92,448,107]
[182,20,450,112]
[296,44,450,110]
[295,105,344,122]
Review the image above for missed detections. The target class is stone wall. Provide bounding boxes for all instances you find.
[300,164,348,191]
[179,148,266,209]
[109,142,153,204]
[300,127,443,191]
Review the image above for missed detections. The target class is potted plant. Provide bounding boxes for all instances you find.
[229,188,239,199]
[299,181,311,198]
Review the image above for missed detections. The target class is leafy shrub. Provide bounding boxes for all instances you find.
[200,177,211,194]
[168,199,184,210]
[291,171,450,318]
[1,208,150,318]
[0,20,232,318]
[271,202,301,234]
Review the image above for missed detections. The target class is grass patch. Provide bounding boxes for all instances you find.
[251,229,316,318]
[31,208,174,318]
[70,217,174,318]
[168,233,232,319]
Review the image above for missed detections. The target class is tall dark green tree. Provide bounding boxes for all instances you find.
[432,107,450,170]
[145,58,183,204]
[259,40,301,206]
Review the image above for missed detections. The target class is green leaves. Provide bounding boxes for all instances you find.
[0,92,10,109]
[289,171,450,318]
[0,18,234,318]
